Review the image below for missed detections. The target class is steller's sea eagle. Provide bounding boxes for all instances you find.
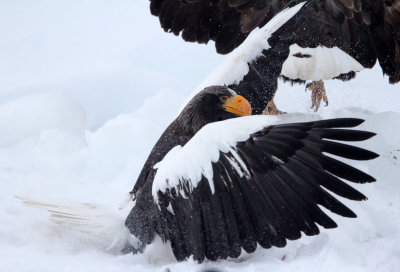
[124,85,378,262]
[20,85,379,262]
[149,0,400,114]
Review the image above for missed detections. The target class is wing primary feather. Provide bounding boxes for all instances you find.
[277,160,357,218]
[268,168,324,235]
[219,192,242,258]
[241,174,287,248]
[195,179,229,261]
[288,156,368,201]
[210,193,230,259]
[274,164,339,229]
[315,128,377,141]
[216,160,246,257]
[261,171,316,238]
[297,148,376,183]
[305,118,365,128]
[177,197,205,262]
[304,138,379,160]
[227,173,258,253]
[251,172,295,245]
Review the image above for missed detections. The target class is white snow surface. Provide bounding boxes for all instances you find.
[281,44,364,81]
[0,1,400,272]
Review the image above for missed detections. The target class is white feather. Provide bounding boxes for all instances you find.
[17,196,177,262]
[182,2,307,107]
[16,196,133,254]
[152,115,279,203]
[281,44,364,81]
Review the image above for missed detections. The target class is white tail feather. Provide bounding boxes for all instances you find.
[17,196,131,253]
[282,44,364,80]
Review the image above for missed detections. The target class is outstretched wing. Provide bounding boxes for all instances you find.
[150,0,400,83]
[130,117,378,262]
[150,0,288,54]
[182,2,306,112]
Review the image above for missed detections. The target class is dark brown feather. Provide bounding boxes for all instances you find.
[148,0,400,83]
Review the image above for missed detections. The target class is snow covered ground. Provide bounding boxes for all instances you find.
[0,1,399,272]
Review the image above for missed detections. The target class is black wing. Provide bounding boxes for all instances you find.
[150,0,287,54]
[150,0,400,83]
[126,118,378,262]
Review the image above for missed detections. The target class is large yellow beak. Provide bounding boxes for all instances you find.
[222,95,252,116]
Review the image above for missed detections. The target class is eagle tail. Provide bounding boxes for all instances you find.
[16,196,132,254]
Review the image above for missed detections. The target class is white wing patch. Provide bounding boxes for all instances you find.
[281,44,364,81]
[183,2,307,107]
[152,115,278,203]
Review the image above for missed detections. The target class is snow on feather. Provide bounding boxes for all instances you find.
[152,115,279,202]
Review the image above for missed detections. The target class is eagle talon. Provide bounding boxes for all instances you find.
[262,98,285,115]
[306,80,328,112]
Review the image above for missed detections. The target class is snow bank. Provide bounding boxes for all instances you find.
[0,91,86,147]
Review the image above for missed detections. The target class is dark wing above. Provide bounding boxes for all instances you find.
[128,118,378,262]
[150,0,400,83]
[150,0,288,54]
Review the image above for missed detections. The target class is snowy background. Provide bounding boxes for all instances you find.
[0,1,399,271]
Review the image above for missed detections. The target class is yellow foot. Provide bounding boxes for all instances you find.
[306,80,328,112]
[262,99,286,115]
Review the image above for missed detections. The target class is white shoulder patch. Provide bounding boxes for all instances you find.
[152,115,279,203]
[281,44,364,81]
[182,2,307,107]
